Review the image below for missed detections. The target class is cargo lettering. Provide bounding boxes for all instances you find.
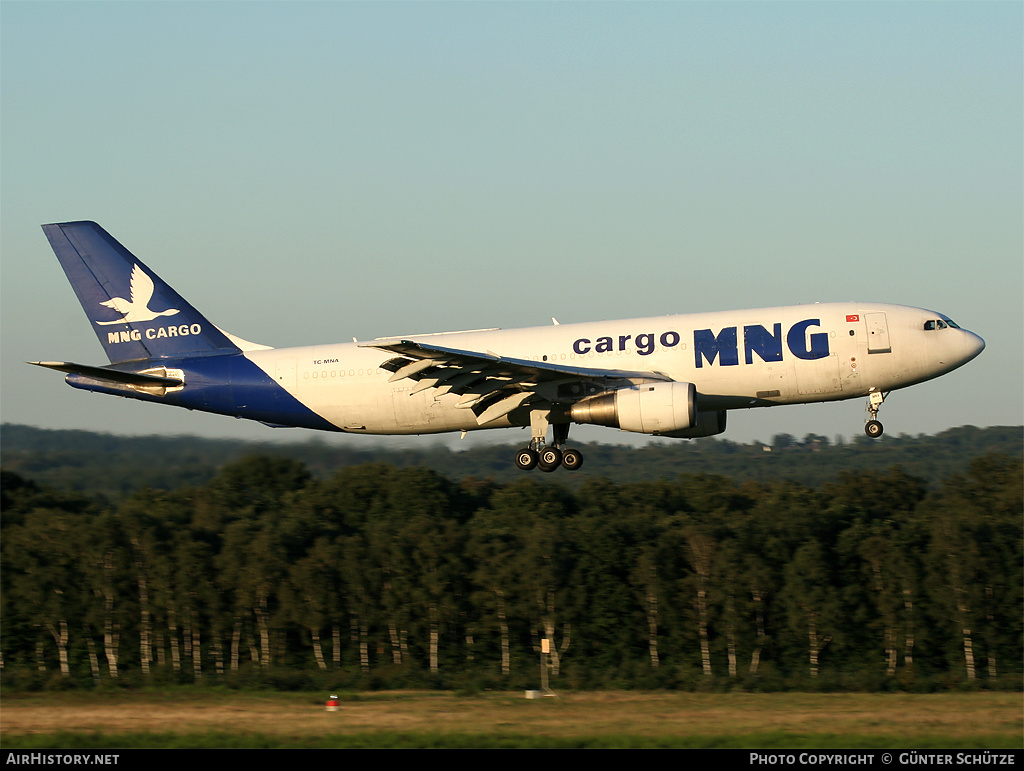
[573,330,681,357]
[571,319,829,366]
[107,324,202,345]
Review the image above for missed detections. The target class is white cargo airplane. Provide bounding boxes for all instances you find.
[32,221,985,471]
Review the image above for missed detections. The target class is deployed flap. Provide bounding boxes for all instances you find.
[363,338,673,416]
[363,339,672,385]
[473,391,534,425]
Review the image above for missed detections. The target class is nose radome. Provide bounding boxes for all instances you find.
[964,330,985,362]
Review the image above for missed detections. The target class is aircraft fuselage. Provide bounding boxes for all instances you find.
[71,302,982,435]
[35,221,985,469]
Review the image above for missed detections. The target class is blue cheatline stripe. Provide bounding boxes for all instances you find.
[66,353,341,433]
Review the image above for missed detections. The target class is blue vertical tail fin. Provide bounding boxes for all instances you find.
[42,221,242,364]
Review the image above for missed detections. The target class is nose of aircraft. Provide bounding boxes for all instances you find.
[962,329,986,363]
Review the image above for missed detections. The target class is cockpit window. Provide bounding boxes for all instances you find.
[944,319,960,329]
[937,319,948,329]
[924,319,956,331]
[924,320,934,330]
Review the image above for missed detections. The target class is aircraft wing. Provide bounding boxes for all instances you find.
[362,339,671,425]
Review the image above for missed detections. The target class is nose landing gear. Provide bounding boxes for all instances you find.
[864,390,887,438]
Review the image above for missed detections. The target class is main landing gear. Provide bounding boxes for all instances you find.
[514,412,584,472]
[864,390,888,439]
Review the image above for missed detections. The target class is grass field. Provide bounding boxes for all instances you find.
[2,690,1021,749]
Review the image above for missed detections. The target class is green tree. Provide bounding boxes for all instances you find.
[784,542,841,679]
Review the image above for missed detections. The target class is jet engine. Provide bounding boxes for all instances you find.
[570,382,697,435]
[660,408,727,439]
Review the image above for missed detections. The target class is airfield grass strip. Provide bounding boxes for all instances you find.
[4,691,1019,749]
[4,730,1021,750]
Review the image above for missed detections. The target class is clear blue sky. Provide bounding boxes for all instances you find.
[2,1,1021,448]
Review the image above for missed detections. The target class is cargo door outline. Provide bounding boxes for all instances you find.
[866,313,891,354]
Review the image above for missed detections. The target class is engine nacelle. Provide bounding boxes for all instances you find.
[660,409,727,439]
[570,382,697,435]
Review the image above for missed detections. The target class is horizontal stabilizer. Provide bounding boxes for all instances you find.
[29,361,183,387]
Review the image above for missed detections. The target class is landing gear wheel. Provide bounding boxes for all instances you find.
[538,447,563,473]
[515,448,538,471]
[561,448,584,471]
[863,391,887,440]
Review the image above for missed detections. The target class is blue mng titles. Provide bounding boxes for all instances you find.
[572,319,829,367]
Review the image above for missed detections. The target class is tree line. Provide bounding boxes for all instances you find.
[1,453,1020,692]
[3,423,1021,499]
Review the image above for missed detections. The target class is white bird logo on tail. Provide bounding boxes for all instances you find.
[96,264,180,325]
